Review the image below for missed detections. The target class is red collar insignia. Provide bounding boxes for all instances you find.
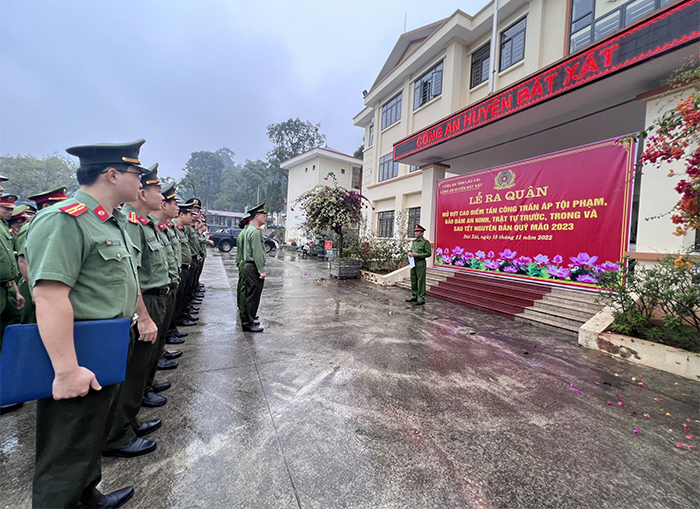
[166,221,173,228]
[158,223,166,231]
[138,215,148,225]
[93,205,110,222]
[177,224,183,230]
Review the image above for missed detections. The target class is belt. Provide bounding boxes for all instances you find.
[143,286,170,296]
[169,282,179,291]
[181,264,190,269]
[1,280,13,288]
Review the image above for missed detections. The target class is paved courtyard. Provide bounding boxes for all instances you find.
[1,249,699,508]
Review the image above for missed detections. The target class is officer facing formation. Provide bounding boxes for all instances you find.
[236,212,251,323]
[24,140,147,508]
[241,203,267,332]
[406,224,432,306]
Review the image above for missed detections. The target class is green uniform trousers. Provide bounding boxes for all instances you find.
[145,286,178,393]
[104,295,167,449]
[242,262,264,326]
[18,278,36,324]
[410,259,427,301]
[0,285,21,351]
[237,261,245,314]
[33,383,121,508]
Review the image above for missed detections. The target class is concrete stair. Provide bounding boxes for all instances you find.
[396,267,604,337]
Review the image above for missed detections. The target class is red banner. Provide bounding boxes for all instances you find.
[434,139,635,288]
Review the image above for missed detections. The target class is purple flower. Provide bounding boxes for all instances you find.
[453,246,464,256]
[600,261,620,272]
[546,265,571,279]
[436,248,443,255]
[455,259,465,266]
[464,252,474,259]
[441,255,453,264]
[533,254,549,266]
[569,252,598,267]
[515,256,532,266]
[503,266,518,273]
[475,250,486,259]
[552,255,563,264]
[577,274,598,283]
[484,259,499,270]
[487,251,495,259]
[499,249,517,260]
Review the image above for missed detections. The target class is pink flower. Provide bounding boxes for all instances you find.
[634,428,641,434]
[618,394,624,398]
[575,389,580,394]
[607,401,613,405]
[676,443,684,449]
[685,434,692,440]
[631,410,637,415]
[570,383,576,388]
[618,401,624,406]
[595,382,601,385]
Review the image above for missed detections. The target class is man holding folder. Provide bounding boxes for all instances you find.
[25,140,150,508]
[406,224,432,306]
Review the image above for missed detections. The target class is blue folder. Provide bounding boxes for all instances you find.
[0,318,131,406]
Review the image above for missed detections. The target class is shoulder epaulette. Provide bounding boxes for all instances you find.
[128,211,139,224]
[93,205,110,222]
[59,202,89,217]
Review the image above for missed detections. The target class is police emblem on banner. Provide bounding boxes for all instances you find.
[494,169,516,190]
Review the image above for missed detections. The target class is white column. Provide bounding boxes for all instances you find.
[420,163,449,266]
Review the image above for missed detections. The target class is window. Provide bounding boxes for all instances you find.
[470,43,490,89]
[305,167,308,173]
[368,123,374,147]
[500,17,526,71]
[377,211,394,238]
[626,0,656,23]
[378,153,398,182]
[407,207,421,234]
[409,165,420,173]
[381,93,402,129]
[413,61,443,110]
[312,165,315,171]
[341,168,346,174]
[593,9,620,41]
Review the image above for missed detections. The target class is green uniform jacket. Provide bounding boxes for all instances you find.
[154,219,179,284]
[166,221,182,268]
[243,225,266,273]
[185,225,201,258]
[236,225,248,268]
[172,220,192,266]
[0,219,19,282]
[411,239,432,261]
[25,190,140,320]
[122,204,170,291]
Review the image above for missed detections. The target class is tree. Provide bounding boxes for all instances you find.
[353,144,364,159]
[295,174,370,257]
[183,151,227,209]
[266,118,326,166]
[0,154,78,198]
[216,159,287,213]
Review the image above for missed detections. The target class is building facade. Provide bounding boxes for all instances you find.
[281,147,362,243]
[354,0,698,268]
[207,209,245,231]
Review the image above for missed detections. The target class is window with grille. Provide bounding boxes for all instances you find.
[407,207,421,234]
[378,153,398,182]
[368,123,374,147]
[500,17,526,71]
[470,43,490,89]
[377,211,395,238]
[413,61,443,110]
[381,93,402,130]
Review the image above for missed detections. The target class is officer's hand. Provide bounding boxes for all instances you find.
[16,293,25,310]
[137,316,158,344]
[53,366,101,400]
[260,273,266,279]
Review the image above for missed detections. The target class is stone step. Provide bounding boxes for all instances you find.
[437,281,541,308]
[548,288,602,305]
[532,299,602,320]
[428,286,526,316]
[514,313,579,337]
[519,307,586,329]
[540,293,604,314]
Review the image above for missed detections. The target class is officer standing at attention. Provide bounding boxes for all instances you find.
[17,186,69,324]
[0,190,25,344]
[406,224,432,306]
[241,204,267,332]
[103,163,167,457]
[24,140,148,508]
[236,213,250,324]
[172,201,196,329]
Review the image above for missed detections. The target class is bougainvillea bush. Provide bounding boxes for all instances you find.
[294,174,371,257]
[434,247,620,285]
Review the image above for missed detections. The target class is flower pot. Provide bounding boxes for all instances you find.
[329,259,362,279]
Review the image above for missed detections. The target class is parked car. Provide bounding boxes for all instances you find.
[208,228,277,253]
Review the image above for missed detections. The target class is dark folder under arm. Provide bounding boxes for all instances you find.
[0,318,131,406]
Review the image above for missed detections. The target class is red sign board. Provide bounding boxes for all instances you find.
[325,240,333,251]
[394,0,700,161]
[433,139,635,288]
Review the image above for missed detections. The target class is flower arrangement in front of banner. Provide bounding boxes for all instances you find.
[434,247,621,285]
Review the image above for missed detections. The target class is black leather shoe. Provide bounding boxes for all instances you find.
[416,300,425,306]
[142,391,167,407]
[187,308,199,315]
[405,297,417,302]
[194,292,205,298]
[242,325,264,332]
[152,381,171,393]
[157,358,178,370]
[184,314,198,321]
[135,419,162,437]
[0,402,24,415]
[253,320,260,326]
[189,306,200,311]
[190,299,202,305]
[166,335,185,344]
[80,486,135,508]
[177,319,197,327]
[163,350,182,360]
[103,437,156,458]
[172,330,188,338]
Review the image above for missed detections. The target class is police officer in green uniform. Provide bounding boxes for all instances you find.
[17,186,69,325]
[236,213,251,321]
[182,200,203,321]
[103,163,168,457]
[25,140,148,508]
[0,191,24,345]
[172,202,196,329]
[406,224,432,306]
[241,203,267,332]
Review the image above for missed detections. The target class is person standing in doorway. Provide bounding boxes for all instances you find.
[406,224,431,306]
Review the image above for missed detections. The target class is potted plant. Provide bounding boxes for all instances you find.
[294,174,370,279]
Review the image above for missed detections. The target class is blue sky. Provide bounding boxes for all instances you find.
[1,0,489,178]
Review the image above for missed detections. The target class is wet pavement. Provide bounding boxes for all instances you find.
[1,248,699,508]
